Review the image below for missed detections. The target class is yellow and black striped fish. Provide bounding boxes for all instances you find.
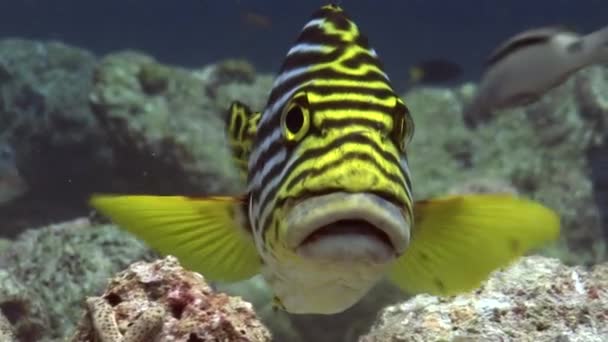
[90,4,560,315]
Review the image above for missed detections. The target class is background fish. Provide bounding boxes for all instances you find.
[408,58,463,85]
[241,10,272,30]
[91,4,560,315]
[0,143,27,205]
[465,24,608,126]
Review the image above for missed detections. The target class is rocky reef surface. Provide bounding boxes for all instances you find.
[0,39,102,237]
[0,218,153,340]
[0,39,271,237]
[70,255,271,342]
[0,38,606,341]
[361,256,608,342]
[0,218,271,341]
[406,66,608,265]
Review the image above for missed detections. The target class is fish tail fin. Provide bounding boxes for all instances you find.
[578,24,608,64]
[389,194,560,296]
[90,194,261,282]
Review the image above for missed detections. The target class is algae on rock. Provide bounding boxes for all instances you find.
[404,65,608,265]
[0,39,111,237]
[0,309,16,342]
[361,256,608,342]
[0,269,49,342]
[0,218,153,339]
[70,256,271,342]
[89,51,241,196]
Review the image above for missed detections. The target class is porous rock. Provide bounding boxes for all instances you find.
[0,217,152,339]
[70,256,271,342]
[360,256,608,342]
[0,269,48,342]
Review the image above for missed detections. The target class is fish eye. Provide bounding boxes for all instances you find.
[392,97,414,152]
[281,93,311,143]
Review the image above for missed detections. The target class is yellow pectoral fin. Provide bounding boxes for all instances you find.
[90,194,261,282]
[389,194,560,296]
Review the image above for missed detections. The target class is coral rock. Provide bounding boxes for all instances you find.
[0,269,49,342]
[0,310,16,342]
[1,217,152,339]
[0,39,109,237]
[405,73,606,264]
[447,178,519,195]
[360,256,608,342]
[89,51,242,196]
[71,256,271,342]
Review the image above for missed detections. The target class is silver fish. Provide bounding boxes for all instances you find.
[0,143,27,205]
[465,25,608,126]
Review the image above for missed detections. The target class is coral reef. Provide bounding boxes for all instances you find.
[0,269,49,342]
[80,296,164,342]
[89,51,244,196]
[1,212,403,341]
[576,66,608,239]
[0,37,606,341]
[193,58,256,99]
[211,73,275,119]
[405,65,608,264]
[1,216,273,341]
[0,39,108,237]
[0,218,153,339]
[0,310,16,342]
[191,59,275,114]
[70,256,271,342]
[360,256,608,342]
[0,41,272,238]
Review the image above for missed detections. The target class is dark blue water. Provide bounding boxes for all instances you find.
[0,0,606,91]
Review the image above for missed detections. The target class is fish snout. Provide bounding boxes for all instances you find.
[285,192,411,264]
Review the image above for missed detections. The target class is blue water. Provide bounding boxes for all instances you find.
[1,0,606,91]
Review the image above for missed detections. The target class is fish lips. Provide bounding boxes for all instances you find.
[285,192,411,264]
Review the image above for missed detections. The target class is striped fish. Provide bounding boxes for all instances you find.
[90,4,560,315]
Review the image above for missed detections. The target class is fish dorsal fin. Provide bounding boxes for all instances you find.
[486,26,579,67]
[90,194,262,282]
[226,101,261,181]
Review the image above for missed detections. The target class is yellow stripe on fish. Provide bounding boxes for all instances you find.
[247,5,414,247]
[226,101,261,181]
[90,3,560,315]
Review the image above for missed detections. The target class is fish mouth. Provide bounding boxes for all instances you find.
[285,192,411,264]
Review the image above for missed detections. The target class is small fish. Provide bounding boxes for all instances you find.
[0,143,27,204]
[465,25,608,126]
[241,11,272,30]
[90,4,560,315]
[408,58,463,85]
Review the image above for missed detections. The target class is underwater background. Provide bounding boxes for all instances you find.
[1,0,607,89]
[0,1,606,341]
